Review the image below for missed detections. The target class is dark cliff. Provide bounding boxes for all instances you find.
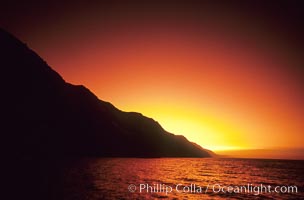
[0,29,212,158]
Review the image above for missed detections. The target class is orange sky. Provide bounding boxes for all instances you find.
[2,1,303,154]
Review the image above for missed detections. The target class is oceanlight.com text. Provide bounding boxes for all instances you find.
[128,183,298,196]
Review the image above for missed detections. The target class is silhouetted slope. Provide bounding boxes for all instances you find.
[1,28,215,200]
[1,28,212,158]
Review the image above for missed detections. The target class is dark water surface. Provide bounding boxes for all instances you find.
[60,158,304,199]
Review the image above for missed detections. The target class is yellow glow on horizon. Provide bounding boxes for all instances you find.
[119,102,250,151]
[208,146,248,151]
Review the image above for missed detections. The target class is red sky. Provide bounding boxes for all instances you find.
[1,1,303,156]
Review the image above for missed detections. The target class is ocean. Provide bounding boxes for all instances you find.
[60,158,304,199]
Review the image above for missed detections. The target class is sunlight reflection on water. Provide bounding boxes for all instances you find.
[63,158,304,199]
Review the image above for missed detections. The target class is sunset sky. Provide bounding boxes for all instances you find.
[1,1,303,156]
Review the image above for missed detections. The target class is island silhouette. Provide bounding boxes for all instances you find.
[1,28,215,199]
[1,28,213,158]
